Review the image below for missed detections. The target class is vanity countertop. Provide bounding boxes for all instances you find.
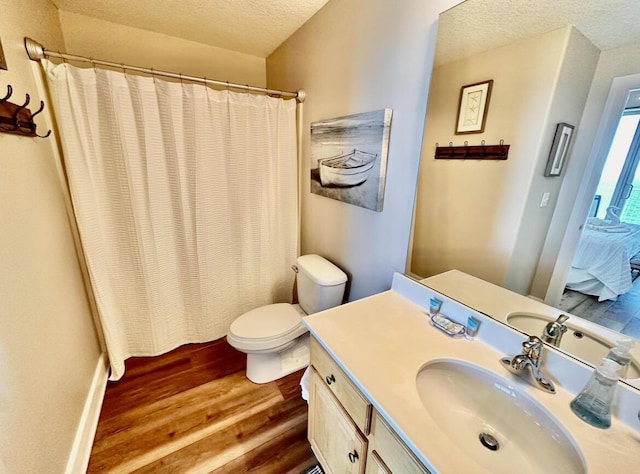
[420,269,640,386]
[419,269,637,343]
[303,284,640,473]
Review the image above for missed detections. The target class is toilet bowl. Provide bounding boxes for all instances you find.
[227,255,347,383]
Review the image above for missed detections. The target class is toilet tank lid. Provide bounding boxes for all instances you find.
[297,254,347,286]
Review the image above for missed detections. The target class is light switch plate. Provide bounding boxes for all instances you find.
[0,37,7,70]
[540,192,551,208]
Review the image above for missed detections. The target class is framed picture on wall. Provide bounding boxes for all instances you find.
[455,80,493,134]
[309,109,393,212]
[544,122,575,177]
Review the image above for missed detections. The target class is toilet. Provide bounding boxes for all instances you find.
[227,254,347,383]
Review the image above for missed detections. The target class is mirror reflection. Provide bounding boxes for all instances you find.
[408,0,640,383]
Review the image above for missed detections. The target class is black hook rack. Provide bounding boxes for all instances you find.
[434,139,509,160]
[0,84,51,138]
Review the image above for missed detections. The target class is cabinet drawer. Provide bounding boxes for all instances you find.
[309,370,368,474]
[310,337,371,434]
[369,411,430,474]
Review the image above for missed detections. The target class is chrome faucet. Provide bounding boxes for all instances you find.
[500,336,556,393]
[542,314,569,347]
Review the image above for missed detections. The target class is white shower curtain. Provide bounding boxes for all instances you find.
[44,61,298,380]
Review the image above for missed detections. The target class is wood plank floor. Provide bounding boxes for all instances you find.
[557,275,640,339]
[88,338,318,473]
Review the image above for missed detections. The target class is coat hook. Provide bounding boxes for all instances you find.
[30,100,51,138]
[14,93,30,114]
[11,93,31,132]
[30,100,45,119]
[0,84,12,103]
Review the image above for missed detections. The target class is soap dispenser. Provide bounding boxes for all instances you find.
[570,358,621,429]
[605,337,634,379]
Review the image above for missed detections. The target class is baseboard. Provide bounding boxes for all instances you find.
[65,353,109,474]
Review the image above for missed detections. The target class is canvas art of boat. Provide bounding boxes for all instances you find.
[318,149,377,187]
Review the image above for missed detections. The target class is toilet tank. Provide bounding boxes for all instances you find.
[295,254,347,314]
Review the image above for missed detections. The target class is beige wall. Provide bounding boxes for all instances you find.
[0,0,101,472]
[59,11,266,87]
[411,28,570,286]
[508,27,599,296]
[267,0,462,300]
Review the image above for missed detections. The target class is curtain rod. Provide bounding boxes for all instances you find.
[24,37,305,102]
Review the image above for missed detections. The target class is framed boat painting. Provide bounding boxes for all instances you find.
[310,108,393,212]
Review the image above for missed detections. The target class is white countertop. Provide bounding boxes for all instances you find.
[303,277,640,473]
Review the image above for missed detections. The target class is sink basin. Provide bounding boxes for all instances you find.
[506,312,640,379]
[416,359,586,474]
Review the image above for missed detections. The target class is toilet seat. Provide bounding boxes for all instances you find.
[227,303,308,352]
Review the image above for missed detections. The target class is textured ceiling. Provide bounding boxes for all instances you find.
[436,0,640,66]
[51,0,330,57]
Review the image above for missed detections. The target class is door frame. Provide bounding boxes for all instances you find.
[543,73,640,305]
[608,113,640,216]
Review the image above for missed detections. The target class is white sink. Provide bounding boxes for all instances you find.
[506,312,640,379]
[416,359,586,474]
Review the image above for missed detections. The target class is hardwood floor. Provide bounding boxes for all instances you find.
[557,276,640,339]
[88,339,318,473]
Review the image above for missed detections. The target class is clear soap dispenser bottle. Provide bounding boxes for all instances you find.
[570,358,621,429]
[605,337,634,379]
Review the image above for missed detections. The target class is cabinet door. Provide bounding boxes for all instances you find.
[309,370,367,474]
[368,411,430,474]
[365,451,392,474]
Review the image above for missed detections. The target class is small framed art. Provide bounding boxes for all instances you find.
[544,122,575,177]
[455,80,493,134]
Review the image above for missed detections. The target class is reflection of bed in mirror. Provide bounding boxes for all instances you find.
[566,221,640,301]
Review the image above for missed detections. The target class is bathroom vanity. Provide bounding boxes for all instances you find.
[308,337,427,473]
[302,273,640,473]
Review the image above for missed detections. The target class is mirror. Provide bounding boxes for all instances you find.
[408,0,640,385]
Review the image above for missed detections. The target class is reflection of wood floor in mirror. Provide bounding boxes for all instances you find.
[558,273,640,339]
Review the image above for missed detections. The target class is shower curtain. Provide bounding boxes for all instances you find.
[43,61,298,380]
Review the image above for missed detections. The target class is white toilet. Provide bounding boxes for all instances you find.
[227,254,347,383]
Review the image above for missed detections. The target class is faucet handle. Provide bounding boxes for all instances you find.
[522,336,543,362]
[523,335,543,349]
[543,315,569,342]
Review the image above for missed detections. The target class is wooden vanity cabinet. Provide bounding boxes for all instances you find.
[309,337,371,433]
[309,337,431,474]
[365,451,392,474]
[309,370,368,473]
[367,411,430,474]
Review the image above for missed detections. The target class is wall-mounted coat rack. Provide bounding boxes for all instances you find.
[434,139,509,160]
[0,85,51,138]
